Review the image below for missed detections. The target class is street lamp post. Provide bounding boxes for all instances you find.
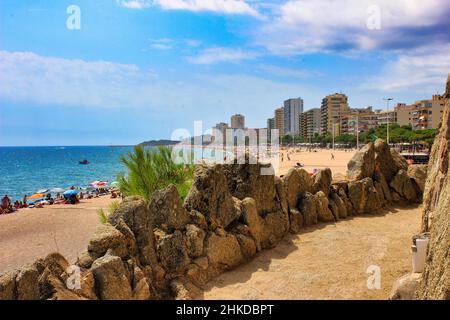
[383,98,393,145]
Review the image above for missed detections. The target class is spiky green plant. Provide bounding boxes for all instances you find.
[117,145,194,201]
[97,200,121,224]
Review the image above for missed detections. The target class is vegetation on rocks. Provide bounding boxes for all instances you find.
[117,146,194,201]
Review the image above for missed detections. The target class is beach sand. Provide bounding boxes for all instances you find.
[198,204,422,300]
[0,196,114,273]
[276,148,355,178]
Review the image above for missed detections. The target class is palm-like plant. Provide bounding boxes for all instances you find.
[118,145,194,201]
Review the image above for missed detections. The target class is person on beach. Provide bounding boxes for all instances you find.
[331,153,335,160]
[1,194,13,213]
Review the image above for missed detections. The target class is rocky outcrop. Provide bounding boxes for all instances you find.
[390,273,422,300]
[282,168,313,209]
[312,168,332,196]
[390,170,418,202]
[347,142,375,180]
[184,164,239,228]
[148,184,191,232]
[416,73,450,300]
[348,178,382,214]
[407,164,427,193]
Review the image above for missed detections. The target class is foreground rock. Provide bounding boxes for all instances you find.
[390,273,421,300]
[416,73,450,300]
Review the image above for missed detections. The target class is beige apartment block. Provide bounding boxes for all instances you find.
[321,93,349,135]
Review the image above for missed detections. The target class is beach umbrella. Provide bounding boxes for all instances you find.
[29,193,45,199]
[90,181,108,188]
[110,181,119,188]
[63,189,80,197]
[36,189,49,194]
[50,188,65,193]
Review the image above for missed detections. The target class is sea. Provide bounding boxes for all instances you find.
[0,146,134,201]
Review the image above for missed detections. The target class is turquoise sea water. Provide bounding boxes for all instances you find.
[0,146,133,201]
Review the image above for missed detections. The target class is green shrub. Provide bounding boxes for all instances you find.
[97,200,121,224]
[117,146,194,201]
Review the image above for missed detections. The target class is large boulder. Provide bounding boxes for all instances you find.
[330,191,347,219]
[91,255,133,300]
[348,178,382,214]
[149,184,191,233]
[0,270,17,300]
[390,170,417,202]
[261,210,289,248]
[239,198,264,251]
[417,73,450,300]
[289,208,304,233]
[185,224,205,258]
[205,232,243,269]
[282,168,313,209]
[298,192,318,226]
[222,161,279,214]
[274,176,289,216]
[347,142,375,180]
[315,191,335,222]
[184,164,239,228]
[157,230,190,274]
[407,164,428,193]
[15,264,40,300]
[88,224,128,259]
[390,273,421,300]
[108,197,158,267]
[373,171,392,202]
[312,168,332,196]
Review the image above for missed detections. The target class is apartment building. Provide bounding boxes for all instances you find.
[320,93,349,135]
[284,98,303,135]
[299,108,321,139]
[274,107,285,137]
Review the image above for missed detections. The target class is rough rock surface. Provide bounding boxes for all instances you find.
[373,171,392,202]
[205,232,243,269]
[374,139,405,182]
[417,73,450,300]
[240,198,264,251]
[347,142,375,180]
[87,224,128,259]
[157,230,190,274]
[282,168,312,209]
[149,184,191,232]
[407,164,428,193]
[108,196,158,266]
[91,254,133,300]
[390,170,417,202]
[223,161,279,214]
[390,273,421,300]
[348,178,382,214]
[312,168,332,196]
[315,191,334,222]
[298,192,318,226]
[185,224,205,258]
[184,164,239,228]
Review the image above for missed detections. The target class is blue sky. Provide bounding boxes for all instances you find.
[0,0,449,146]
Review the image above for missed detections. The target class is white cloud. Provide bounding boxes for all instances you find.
[117,0,261,17]
[360,44,450,92]
[148,38,174,50]
[187,47,259,64]
[257,0,450,54]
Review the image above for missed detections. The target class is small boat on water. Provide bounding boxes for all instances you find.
[79,159,89,165]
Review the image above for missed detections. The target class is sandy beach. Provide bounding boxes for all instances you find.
[0,196,114,273]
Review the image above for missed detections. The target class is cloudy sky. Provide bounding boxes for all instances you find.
[1,0,449,145]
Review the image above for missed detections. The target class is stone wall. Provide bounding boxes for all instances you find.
[416,74,450,300]
[0,146,426,300]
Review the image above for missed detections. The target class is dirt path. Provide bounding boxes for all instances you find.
[198,205,421,300]
[0,197,114,273]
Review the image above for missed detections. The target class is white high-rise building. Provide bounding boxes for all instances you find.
[283,98,303,135]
